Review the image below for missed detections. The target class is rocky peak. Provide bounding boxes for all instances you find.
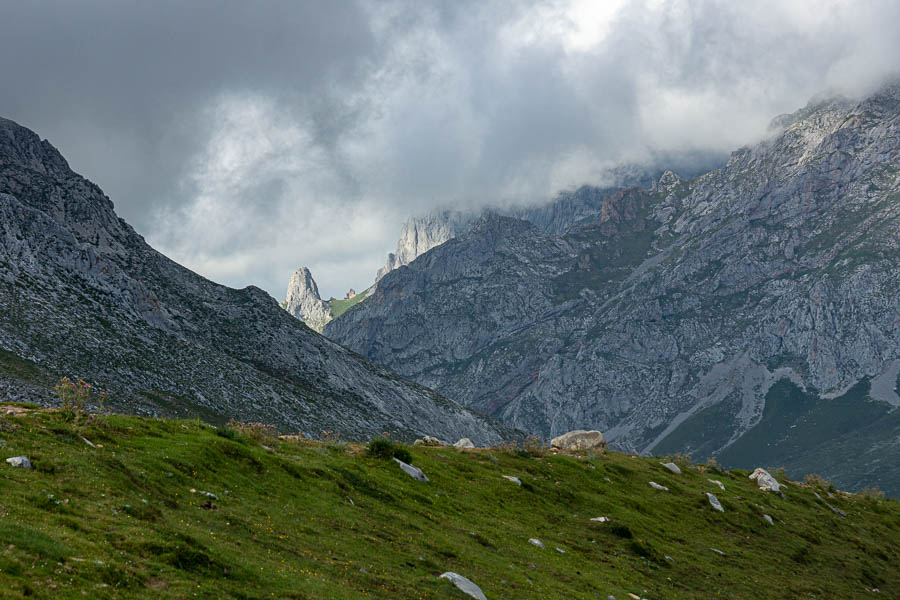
[283,267,332,332]
[0,117,71,178]
[375,210,472,283]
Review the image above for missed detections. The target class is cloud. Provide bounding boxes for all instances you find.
[1,0,898,299]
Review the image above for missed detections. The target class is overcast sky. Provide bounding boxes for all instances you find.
[2,0,898,299]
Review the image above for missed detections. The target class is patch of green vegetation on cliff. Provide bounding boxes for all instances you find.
[328,290,370,319]
[0,408,897,598]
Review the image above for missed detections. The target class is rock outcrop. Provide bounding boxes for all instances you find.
[550,430,607,452]
[325,82,900,494]
[0,116,513,446]
[283,267,332,332]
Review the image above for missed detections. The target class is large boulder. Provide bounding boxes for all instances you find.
[550,430,606,452]
[5,456,31,469]
[749,468,782,493]
[439,572,487,600]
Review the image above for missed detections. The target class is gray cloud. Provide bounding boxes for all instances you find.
[2,0,898,299]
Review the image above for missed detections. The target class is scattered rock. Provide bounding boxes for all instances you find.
[749,468,783,495]
[814,492,847,518]
[706,492,724,512]
[711,548,726,556]
[628,594,641,600]
[763,514,774,525]
[555,547,566,554]
[528,538,545,549]
[439,572,487,600]
[707,479,725,491]
[393,458,429,482]
[80,436,96,448]
[660,462,681,474]
[189,489,217,499]
[502,475,522,486]
[550,430,606,451]
[5,456,31,469]
[414,435,446,447]
[648,481,668,491]
[454,438,475,449]
[590,516,610,523]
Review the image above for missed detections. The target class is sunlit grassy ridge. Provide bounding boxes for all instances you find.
[0,406,897,599]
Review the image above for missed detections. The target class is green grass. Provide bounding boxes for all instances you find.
[328,291,370,320]
[0,407,898,598]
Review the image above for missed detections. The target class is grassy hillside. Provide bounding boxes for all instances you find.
[0,405,898,599]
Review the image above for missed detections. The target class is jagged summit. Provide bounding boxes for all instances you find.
[283,266,331,332]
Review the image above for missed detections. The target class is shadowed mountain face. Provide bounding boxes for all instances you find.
[325,84,900,493]
[0,116,513,445]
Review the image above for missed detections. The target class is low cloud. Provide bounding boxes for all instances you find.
[2,0,898,298]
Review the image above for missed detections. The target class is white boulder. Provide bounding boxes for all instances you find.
[660,462,681,474]
[550,430,606,451]
[454,438,475,448]
[439,572,487,600]
[749,468,782,493]
[393,458,429,482]
[5,456,31,469]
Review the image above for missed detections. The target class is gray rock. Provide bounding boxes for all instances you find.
[502,475,522,486]
[0,116,513,448]
[660,462,681,474]
[282,267,332,332]
[707,479,725,491]
[528,538,545,549]
[393,458,429,482]
[555,547,566,553]
[649,481,668,491]
[550,430,606,451]
[706,492,724,512]
[763,514,774,525]
[414,435,446,447]
[439,572,487,600]
[590,516,610,523]
[814,492,847,518]
[749,468,782,494]
[5,456,31,469]
[711,548,726,556]
[454,438,475,448]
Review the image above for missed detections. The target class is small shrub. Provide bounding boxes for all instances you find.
[609,524,634,539]
[773,466,787,480]
[859,486,885,502]
[393,445,412,464]
[669,452,692,468]
[366,436,412,463]
[705,456,725,474]
[523,435,548,457]
[54,377,107,422]
[321,430,346,453]
[227,419,277,443]
[804,473,834,492]
[367,436,396,459]
[216,425,239,440]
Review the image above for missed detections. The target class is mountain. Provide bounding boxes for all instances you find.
[0,116,512,445]
[325,83,900,494]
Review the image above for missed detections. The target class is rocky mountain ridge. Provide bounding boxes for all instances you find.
[0,116,512,444]
[325,83,900,493]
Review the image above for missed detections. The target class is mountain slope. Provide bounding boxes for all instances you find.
[0,407,897,598]
[0,116,511,444]
[325,84,900,493]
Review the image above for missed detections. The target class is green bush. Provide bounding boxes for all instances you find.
[366,436,412,463]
